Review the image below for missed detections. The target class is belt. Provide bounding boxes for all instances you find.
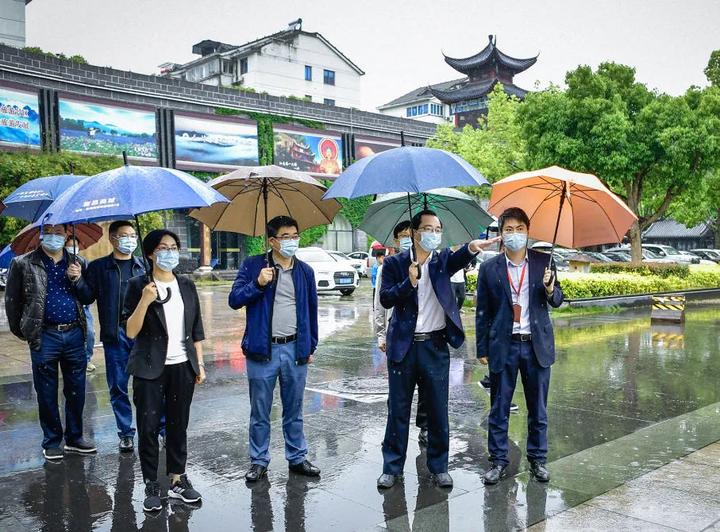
[413,329,446,342]
[511,333,532,342]
[44,321,80,332]
[272,333,297,344]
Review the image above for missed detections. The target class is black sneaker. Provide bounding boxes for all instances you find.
[119,436,134,453]
[480,375,491,389]
[169,474,202,503]
[43,447,63,461]
[510,403,519,412]
[143,480,162,512]
[64,438,97,454]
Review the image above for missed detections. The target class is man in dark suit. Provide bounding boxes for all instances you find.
[377,209,499,489]
[475,207,564,485]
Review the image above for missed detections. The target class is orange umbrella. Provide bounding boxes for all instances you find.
[11,222,103,255]
[488,165,637,249]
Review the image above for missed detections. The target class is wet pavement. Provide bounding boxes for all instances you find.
[1,283,720,531]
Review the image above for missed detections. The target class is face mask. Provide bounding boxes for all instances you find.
[65,246,78,255]
[398,236,412,252]
[279,238,299,258]
[419,231,442,252]
[41,234,66,253]
[117,236,137,255]
[155,250,179,272]
[503,233,528,252]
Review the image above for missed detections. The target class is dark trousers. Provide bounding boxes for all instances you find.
[382,338,449,475]
[102,328,135,438]
[30,327,87,449]
[451,282,466,311]
[488,340,550,466]
[133,362,195,481]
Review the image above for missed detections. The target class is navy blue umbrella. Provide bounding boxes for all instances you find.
[1,174,89,222]
[0,245,14,269]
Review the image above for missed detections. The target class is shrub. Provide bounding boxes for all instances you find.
[466,271,478,294]
[590,262,690,279]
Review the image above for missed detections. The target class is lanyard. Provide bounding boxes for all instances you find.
[507,261,527,299]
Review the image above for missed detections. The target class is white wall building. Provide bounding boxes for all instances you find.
[160,20,364,109]
[0,0,27,48]
[377,80,458,125]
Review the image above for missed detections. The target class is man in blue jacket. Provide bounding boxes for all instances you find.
[229,215,320,482]
[377,209,499,489]
[475,207,564,485]
[72,220,145,452]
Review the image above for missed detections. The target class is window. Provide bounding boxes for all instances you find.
[323,69,335,85]
[305,65,312,81]
[324,98,335,106]
[406,108,412,117]
[430,103,443,116]
[421,104,429,114]
[240,58,248,75]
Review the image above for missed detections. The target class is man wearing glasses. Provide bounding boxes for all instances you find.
[229,215,320,482]
[377,209,500,489]
[72,220,145,452]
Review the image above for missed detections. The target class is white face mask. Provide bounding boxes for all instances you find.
[41,233,66,253]
[397,236,413,252]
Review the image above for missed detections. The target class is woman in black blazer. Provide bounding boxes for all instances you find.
[124,229,206,513]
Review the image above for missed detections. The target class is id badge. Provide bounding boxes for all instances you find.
[512,304,522,323]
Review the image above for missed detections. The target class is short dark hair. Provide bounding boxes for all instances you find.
[142,229,180,262]
[109,220,134,235]
[411,209,442,231]
[498,207,530,232]
[393,220,411,239]
[267,215,299,238]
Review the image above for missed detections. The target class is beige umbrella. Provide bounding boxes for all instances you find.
[488,165,637,251]
[190,166,341,261]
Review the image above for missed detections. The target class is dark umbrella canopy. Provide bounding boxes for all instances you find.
[1,174,89,222]
[11,221,103,255]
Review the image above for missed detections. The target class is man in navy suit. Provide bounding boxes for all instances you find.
[377,209,500,489]
[475,207,564,485]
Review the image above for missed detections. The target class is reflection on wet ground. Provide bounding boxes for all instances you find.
[1,285,719,530]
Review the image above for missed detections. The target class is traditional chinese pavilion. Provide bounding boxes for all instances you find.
[430,35,537,128]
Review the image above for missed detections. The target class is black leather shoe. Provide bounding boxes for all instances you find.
[530,461,550,482]
[119,436,134,453]
[480,375,491,389]
[245,464,267,482]
[432,472,453,489]
[377,473,401,489]
[483,464,507,485]
[418,428,428,447]
[289,460,321,477]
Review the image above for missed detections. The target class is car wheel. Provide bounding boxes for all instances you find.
[339,288,355,296]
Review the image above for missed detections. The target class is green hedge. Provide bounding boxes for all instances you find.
[590,262,690,279]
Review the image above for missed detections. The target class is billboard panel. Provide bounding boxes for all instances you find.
[273,125,343,177]
[0,85,41,149]
[354,136,400,160]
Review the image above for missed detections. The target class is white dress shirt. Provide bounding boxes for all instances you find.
[155,278,188,365]
[506,253,531,335]
[415,253,446,333]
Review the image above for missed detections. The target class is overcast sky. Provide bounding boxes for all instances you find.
[26,0,719,111]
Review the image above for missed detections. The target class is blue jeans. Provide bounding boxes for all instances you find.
[246,341,308,467]
[30,327,87,449]
[102,328,136,438]
[84,307,95,363]
[488,340,550,466]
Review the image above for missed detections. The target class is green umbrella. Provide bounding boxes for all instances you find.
[359,188,494,248]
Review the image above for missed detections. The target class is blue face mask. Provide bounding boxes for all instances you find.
[155,250,179,272]
[419,231,442,252]
[41,233,66,253]
[117,236,137,255]
[279,238,299,258]
[65,246,78,255]
[503,233,528,252]
[398,236,413,252]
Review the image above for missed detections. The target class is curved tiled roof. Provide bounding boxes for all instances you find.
[444,35,537,75]
[430,79,528,104]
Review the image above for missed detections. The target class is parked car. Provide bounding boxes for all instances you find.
[348,251,371,273]
[691,249,720,263]
[295,247,359,296]
[328,250,368,277]
[678,250,716,265]
[602,247,675,264]
[640,244,700,264]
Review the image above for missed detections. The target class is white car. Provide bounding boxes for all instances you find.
[295,247,359,296]
[642,244,700,264]
[330,250,368,277]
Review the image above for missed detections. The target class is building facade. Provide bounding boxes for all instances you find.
[377,81,456,125]
[160,20,364,109]
[0,0,27,48]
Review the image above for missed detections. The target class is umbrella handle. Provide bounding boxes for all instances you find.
[406,192,421,280]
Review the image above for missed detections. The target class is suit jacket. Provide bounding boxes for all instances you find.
[380,244,476,362]
[475,249,564,374]
[123,274,205,380]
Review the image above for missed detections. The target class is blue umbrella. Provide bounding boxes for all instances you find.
[1,174,89,222]
[0,245,14,269]
[323,147,489,200]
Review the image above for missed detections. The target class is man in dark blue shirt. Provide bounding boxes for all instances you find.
[4,224,96,461]
[73,220,145,452]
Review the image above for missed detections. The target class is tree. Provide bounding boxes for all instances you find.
[705,50,720,86]
[426,84,527,197]
[518,63,720,261]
